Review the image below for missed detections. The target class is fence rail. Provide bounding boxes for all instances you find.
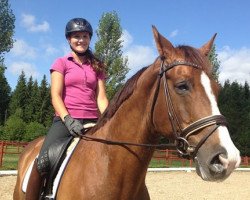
[152,149,250,168]
[0,140,29,167]
[0,140,249,168]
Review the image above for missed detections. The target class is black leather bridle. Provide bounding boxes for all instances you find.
[151,57,228,159]
[81,57,228,160]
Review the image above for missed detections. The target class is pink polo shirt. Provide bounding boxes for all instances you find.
[50,53,105,119]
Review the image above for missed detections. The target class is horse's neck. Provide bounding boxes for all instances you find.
[106,67,158,144]
[76,67,159,191]
[97,66,159,169]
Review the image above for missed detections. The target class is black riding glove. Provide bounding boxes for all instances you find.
[64,115,83,137]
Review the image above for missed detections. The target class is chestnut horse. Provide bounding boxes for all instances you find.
[14,26,240,200]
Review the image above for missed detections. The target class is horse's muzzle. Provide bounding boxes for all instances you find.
[194,147,240,182]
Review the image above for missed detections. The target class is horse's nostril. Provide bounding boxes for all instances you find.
[219,154,229,168]
[209,154,227,175]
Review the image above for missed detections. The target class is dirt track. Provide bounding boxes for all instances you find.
[1,171,249,200]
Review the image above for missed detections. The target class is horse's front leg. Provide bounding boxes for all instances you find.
[136,185,150,200]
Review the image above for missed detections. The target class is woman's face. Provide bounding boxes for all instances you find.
[68,31,90,53]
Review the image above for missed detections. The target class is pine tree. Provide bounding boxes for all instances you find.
[95,11,129,100]
[9,71,27,120]
[38,75,53,126]
[219,80,250,155]
[0,64,11,125]
[25,76,34,122]
[240,82,250,155]
[31,80,40,122]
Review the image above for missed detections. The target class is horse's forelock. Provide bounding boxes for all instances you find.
[176,45,211,75]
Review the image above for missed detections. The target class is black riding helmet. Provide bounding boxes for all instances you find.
[65,18,93,38]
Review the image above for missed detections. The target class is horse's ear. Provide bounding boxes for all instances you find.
[152,25,175,58]
[199,33,217,56]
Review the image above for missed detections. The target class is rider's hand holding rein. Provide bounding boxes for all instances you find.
[64,115,83,136]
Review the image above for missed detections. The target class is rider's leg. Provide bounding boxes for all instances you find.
[25,116,70,199]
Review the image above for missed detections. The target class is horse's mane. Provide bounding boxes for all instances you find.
[88,66,149,134]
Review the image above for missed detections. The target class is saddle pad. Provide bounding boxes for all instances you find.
[22,159,36,192]
[22,137,80,196]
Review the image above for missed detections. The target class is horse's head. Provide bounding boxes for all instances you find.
[151,26,241,181]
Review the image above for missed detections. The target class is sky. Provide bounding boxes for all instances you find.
[4,0,250,90]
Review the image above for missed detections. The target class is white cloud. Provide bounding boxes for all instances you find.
[121,30,157,78]
[218,46,250,84]
[43,45,59,56]
[121,29,133,50]
[9,61,40,78]
[21,13,50,32]
[10,39,37,59]
[125,45,156,69]
[169,29,179,38]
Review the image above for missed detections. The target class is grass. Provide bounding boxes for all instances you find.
[149,159,194,168]
[1,156,192,170]
[0,145,23,170]
[1,153,19,170]
[0,146,248,170]
[149,159,167,168]
[1,146,191,170]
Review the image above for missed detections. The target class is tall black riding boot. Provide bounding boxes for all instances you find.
[25,159,43,200]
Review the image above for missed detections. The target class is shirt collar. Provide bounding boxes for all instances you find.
[66,53,74,61]
[66,52,91,65]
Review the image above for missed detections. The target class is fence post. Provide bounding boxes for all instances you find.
[0,141,4,167]
[17,141,20,153]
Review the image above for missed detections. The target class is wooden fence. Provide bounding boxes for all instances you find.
[152,149,194,167]
[152,149,250,167]
[0,140,28,167]
[0,140,249,168]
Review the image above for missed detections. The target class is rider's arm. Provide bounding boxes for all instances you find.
[51,71,69,121]
[96,79,109,114]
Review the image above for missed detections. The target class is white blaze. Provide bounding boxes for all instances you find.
[200,72,241,167]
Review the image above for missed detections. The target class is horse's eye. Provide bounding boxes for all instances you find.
[175,82,190,93]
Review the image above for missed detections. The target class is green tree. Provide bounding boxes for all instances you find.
[3,108,26,141]
[9,71,27,119]
[30,80,40,121]
[218,80,250,156]
[0,64,11,125]
[38,75,53,126]
[0,125,4,140]
[208,44,220,82]
[25,76,34,122]
[24,121,46,141]
[0,0,15,61]
[95,11,129,100]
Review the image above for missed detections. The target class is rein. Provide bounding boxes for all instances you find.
[81,57,228,159]
[81,134,172,148]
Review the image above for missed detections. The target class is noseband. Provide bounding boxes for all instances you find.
[152,57,228,159]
